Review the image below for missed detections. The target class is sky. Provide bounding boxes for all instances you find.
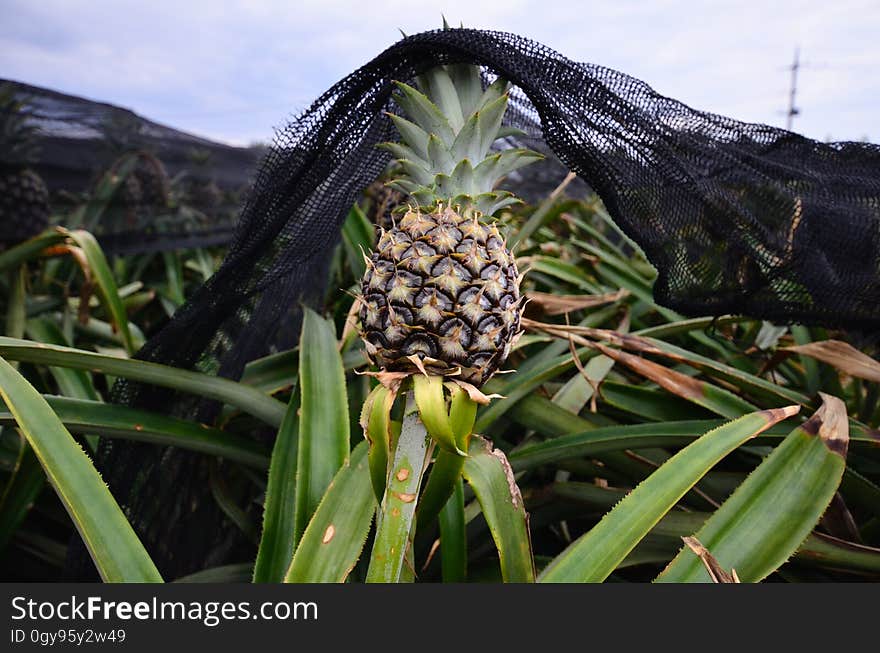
[1,0,878,147]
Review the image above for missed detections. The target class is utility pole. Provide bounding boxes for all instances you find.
[786,47,800,130]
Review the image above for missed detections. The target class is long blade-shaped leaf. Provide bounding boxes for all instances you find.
[553,481,880,574]
[539,406,799,583]
[439,478,467,582]
[0,230,67,274]
[5,265,26,340]
[0,266,43,553]
[462,435,535,582]
[66,230,137,355]
[240,349,297,394]
[25,319,100,402]
[253,390,300,583]
[341,205,375,280]
[292,308,350,544]
[367,394,431,583]
[0,442,43,554]
[0,356,161,582]
[285,442,376,582]
[0,337,286,427]
[656,395,849,582]
[0,395,269,468]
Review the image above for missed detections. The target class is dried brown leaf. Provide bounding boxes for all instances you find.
[682,536,741,583]
[801,392,849,458]
[591,341,707,402]
[783,340,880,383]
[524,289,628,315]
[450,379,503,405]
[339,293,362,351]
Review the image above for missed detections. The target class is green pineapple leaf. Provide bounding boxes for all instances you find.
[475,92,511,161]
[447,64,485,118]
[473,149,545,191]
[450,109,482,164]
[398,158,435,187]
[417,66,465,132]
[392,81,455,147]
[426,133,455,176]
[387,113,430,160]
[377,142,429,170]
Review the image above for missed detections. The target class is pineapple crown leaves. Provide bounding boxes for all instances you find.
[379,64,543,216]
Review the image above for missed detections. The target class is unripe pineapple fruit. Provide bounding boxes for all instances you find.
[0,168,50,247]
[0,83,51,248]
[358,63,541,387]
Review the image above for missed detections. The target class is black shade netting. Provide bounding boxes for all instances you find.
[64,28,880,580]
[3,79,259,254]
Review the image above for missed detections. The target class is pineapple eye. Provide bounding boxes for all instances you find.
[479,264,510,300]
[402,333,438,359]
[402,241,436,257]
[400,211,437,237]
[427,224,463,253]
[437,318,472,361]
[455,239,491,271]
[414,288,452,327]
[386,269,421,302]
[415,287,454,309]
[401,241,440,275]
[439,318,472,345]
[389,304,414,323]
[498,293,518,310]
[359,294,386,329]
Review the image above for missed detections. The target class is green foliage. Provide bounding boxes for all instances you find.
[0,356,161,582]
[1,165,878,584]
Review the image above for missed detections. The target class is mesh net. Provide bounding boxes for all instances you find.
[64,28,880,580]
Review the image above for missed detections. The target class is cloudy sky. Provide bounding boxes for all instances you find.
[2,0,877,146]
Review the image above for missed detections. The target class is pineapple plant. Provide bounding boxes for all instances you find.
[0,83,51,248]
[109,151,169,209]
[355,58,543,581]
[115,172,143,208]
[358,64,542,387]
[184,147,223,212]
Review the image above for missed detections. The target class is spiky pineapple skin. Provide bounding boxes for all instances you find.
[0,167,50,246]
[359,207,521,386]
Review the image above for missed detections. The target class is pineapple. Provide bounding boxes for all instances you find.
[358,65,542,386]
[133,152,170,209]
[364,174,405,231]
[110,151,169,209]
[116,173,143,207]
[0,83,50,248]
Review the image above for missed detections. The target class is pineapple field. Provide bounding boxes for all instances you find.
[2,33,880,585]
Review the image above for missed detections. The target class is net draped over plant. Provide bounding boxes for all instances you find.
[65,28,880,580]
